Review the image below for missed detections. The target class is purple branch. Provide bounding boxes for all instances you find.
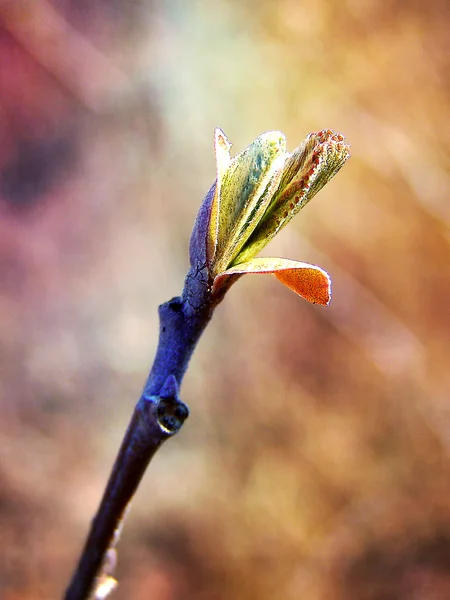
[63,127,348,599]
[64,264,220,599]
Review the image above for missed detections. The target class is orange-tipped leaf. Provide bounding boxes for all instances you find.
[214,257,331,305]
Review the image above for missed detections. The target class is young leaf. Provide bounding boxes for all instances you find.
[213,257,331,305]
[234,130,350,264]
[207,129,232,265]
[211,131,287,275]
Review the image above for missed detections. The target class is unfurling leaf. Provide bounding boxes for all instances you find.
[210,129,287,276]
[213,257,332,305]
[189,127,349,306]
[234,130,350,264]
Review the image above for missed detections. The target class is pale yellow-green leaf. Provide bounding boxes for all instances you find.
[234,130,350,264]
[211,131,287,275]
[207,128,232,264]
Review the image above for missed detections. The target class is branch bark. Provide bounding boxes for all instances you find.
[64,265,218,599]
[63,125,349,598]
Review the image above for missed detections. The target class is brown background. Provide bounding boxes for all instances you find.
[1,1,449,598]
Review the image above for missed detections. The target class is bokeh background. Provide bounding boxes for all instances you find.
[1,1,450,598]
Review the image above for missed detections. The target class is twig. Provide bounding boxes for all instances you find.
[63,128,349,599]
[64,269,218,599]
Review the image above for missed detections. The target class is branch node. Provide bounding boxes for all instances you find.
[156,397,189,434]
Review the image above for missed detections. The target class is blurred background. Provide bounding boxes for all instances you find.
[1,1,450,598]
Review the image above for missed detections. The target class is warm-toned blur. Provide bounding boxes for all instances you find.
[1,1,450,599]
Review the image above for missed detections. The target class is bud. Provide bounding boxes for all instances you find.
[190,128,350,305]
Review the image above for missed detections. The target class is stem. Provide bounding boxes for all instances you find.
[64,266,217,599]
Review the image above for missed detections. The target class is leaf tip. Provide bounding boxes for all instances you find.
[274,265,332,305]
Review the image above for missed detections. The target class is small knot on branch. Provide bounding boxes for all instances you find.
[155,374,189,434]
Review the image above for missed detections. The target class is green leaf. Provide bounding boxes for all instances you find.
[207,129,232,264]
[210,129,287,275]
[234,130,350,264]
